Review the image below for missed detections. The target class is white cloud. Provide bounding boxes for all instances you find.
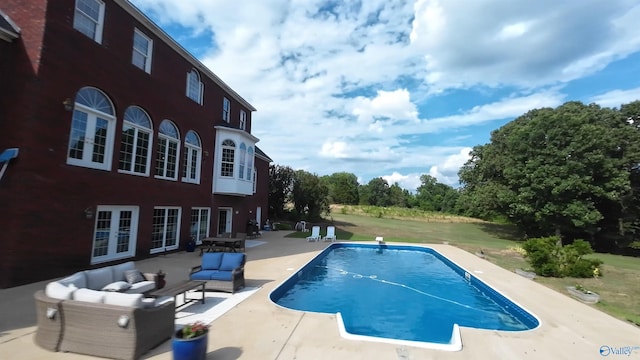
[429,147,473,187]
[130,0,640,190]
[382,172,422,193]
[589,87,640,108]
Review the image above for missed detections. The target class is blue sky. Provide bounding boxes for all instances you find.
[131,0,640,191]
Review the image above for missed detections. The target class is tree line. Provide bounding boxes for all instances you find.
[268,167,460,221]
[269,100,640,255]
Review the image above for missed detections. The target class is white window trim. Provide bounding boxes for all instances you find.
[150,206,181,254]
[66,103,116,171]
[240,110,246,130]
[91,205,139,264]
[73,0,105,43]
[132,28,153,73]
[190,207,211,244]
[182,142,202,184]
[154,134,180,181]
[186,69,204,105]
[118,121,153,177]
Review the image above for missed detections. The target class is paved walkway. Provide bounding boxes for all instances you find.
[1,231,639,359]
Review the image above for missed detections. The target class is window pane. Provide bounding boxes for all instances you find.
[134,131,149,173]
[91,117,108,164]
[151,208,166,249]
[155,138,167,176]
[116,211,132,253]
[93,210,111,257]
[166,141,178,178]
[69,110,88,160]
[119,125,135,171]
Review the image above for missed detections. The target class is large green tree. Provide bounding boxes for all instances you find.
[322,172,360,205]
[458,101,640,251]
[291,170,329,221]
[268,164,294,219]
[415,175,459,213]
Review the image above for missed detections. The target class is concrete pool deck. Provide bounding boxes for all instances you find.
[1,230,639,359]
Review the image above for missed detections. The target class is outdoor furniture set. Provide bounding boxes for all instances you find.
[306,225,337,242]
[34,252,247,359]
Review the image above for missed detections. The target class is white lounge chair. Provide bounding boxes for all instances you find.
[323,226,337,242]
[306,226,321,242]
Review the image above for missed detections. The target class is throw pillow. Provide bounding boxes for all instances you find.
[45,281,76,300]
[102,281,132,292]
[124,270,145,284]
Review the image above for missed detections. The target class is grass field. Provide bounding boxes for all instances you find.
[284,207,640,327]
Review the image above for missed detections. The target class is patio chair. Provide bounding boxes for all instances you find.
[323,226,337,242]
[306,226,321,242]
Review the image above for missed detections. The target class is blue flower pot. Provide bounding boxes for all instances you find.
[172,329,208,360]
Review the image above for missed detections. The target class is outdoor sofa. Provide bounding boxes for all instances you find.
[190,252,246,293]
[34,261,175,360]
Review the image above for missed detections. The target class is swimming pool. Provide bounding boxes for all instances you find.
[269,243,539,351]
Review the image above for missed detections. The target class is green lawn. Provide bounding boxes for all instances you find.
[285,211,640,327]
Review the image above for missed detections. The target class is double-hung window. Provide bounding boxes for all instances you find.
[220,139,235,177]
[154,120,180,180]
[73,0,105,43]
[182,130,202,184]
[132,29,153,73]
[186,69,203,104]
[222,97,230,122]
[66,87,116,171]
[240,110,246,130]
[119,106,152,176]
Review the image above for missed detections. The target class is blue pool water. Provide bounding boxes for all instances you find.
[270,243,539,349]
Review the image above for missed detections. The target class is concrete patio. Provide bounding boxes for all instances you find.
[1,230,639,359]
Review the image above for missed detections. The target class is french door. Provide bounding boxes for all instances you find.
[91,206,139,264]
[217,208,232,235]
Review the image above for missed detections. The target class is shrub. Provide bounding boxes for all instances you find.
[522,237,603,278]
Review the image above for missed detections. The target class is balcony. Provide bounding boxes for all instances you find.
[213,176,253,196]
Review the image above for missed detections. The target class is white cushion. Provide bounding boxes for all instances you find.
[45,282,76,300]
[112,262,136,282]
[58,272,87,289]
[73,288,105,303]
[126,280,156,294]
[84,267,115,290]
[102,281,132,292]
[103,292,143,308]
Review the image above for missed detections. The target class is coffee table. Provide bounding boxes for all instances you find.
[148,280,206,311]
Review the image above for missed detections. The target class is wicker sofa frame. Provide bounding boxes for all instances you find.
[34,289,175,360]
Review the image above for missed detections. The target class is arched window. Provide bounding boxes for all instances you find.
[246,146,254,181]
[119,106,153,175]
[155,120,180,180]
[182,130,202,183]
[238,143,246,179]
[66,87,116,171]
[221,139,235,177]
[186,69,203,104]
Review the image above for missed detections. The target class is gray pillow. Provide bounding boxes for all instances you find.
[124,270,145,284]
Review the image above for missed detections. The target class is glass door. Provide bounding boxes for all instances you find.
[91,206,139,264]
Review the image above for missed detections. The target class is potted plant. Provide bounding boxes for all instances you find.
[172,321,209,360]
[566,284,600,304]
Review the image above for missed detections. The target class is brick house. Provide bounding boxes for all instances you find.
[0,0,272,288]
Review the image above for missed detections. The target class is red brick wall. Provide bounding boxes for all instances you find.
[0,0,268,288]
